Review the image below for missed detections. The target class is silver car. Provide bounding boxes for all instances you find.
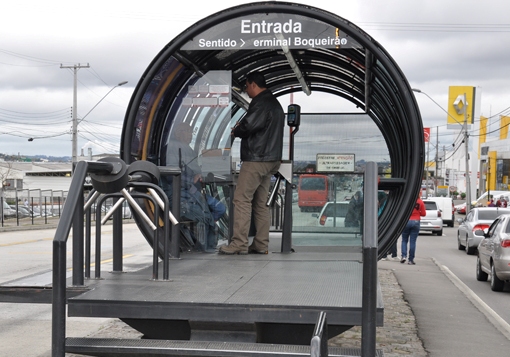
[420,200,443,236]
[476,213,510,291]
[457,207,510,255]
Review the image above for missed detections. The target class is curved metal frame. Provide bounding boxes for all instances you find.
[120,1,424,255]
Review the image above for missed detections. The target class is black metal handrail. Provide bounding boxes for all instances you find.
[52,160,115,356]
[52,161,176,356]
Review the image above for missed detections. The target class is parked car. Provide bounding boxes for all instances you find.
[428,197,454,227]
[32,206,53,217]
[454,202,466,214]
[420,200,443,236]
[476,213,510,291]
[457,207,510,255]
[2,201,17,219]
[313,201,350,227]
[10,205,31,218]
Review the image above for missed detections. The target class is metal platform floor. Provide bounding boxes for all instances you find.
[68,237,383,344]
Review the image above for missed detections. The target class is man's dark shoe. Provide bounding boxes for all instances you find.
[218,245,248,255]
[400,257,406,264]
[408,260,416,265]
[248,247,268,254]
[248,243,268,254]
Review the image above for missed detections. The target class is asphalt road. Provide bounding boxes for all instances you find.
[0,223,154,357]
[415,219,510,325]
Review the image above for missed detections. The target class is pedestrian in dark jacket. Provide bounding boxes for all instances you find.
[219,71,284,255]
[345,191,362,227]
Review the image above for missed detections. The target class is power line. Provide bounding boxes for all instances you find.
[358,22,510,33]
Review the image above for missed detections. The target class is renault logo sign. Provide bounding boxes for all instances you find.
[453,94,468,115]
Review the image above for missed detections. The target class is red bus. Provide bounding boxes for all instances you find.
[297,174,334,212]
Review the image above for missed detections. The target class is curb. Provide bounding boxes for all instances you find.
[432,257,510,340]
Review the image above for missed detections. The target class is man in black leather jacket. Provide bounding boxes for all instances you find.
[219,71,284,255]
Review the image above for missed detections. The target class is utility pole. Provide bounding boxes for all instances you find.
[60,63,90,174]
[426,138,430,197]
[435,126,439,196]
[464,92,472,214]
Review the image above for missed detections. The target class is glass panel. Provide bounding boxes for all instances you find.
[424,201,437,210]
[291,172,364,247]
[158,70,235,251]
[283,112,388,247]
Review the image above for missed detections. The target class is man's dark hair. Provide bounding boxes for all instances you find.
[246,71,267,88]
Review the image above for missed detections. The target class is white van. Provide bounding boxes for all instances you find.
[428,197,454,227]
[472,191,510,207]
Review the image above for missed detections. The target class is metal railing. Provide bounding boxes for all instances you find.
[51,160,178,356]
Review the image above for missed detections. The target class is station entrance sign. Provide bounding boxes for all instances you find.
[182,13,362,50]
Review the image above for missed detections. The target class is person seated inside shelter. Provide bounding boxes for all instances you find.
[161,122,226,252]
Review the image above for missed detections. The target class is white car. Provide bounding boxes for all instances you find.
[420,200,444,236]
[314,201,350,227]
[427,196,454,227]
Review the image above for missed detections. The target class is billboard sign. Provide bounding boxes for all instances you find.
[447,86,475,129]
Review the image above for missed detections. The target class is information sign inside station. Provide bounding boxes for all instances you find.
[316,153,355,172]
[181,13,362,51]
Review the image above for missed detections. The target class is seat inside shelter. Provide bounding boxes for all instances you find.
[120,2,424,256]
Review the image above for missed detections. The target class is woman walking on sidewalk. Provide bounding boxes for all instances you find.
[401,192,426,265]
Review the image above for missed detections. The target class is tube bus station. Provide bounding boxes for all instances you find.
[44,2,425,356]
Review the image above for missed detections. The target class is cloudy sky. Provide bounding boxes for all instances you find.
[1,0,509,159]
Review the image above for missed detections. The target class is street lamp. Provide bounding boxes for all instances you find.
[412,88,471,213]
[72,81,128,173]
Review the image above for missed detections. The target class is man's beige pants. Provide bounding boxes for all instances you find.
[230,161,281,250]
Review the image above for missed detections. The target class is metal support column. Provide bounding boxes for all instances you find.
[112,196,123,272]
[361,161,378,357]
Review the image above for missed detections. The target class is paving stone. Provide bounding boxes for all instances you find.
[329,268,428,356]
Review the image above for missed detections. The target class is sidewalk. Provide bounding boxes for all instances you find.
[386,256,510,356]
